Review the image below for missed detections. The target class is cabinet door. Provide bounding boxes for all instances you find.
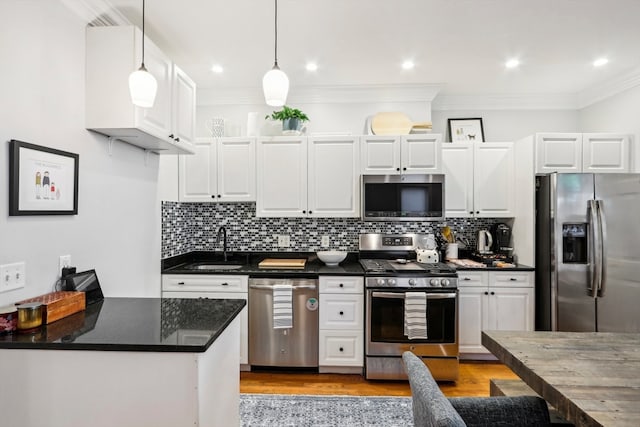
[360,136,401,174]
[179,138,216,202]
[137,34,173,140]
[256,137,307,217]
[473,142,515,217]
[319,294,363,329]
[458,286,489,354]
[535,133,582,174]
[319,330,363,366]
[582,133,630,173]
[171,64,196,145]
[488,287,534,333]
[308,137,360,217]
[217,137,256,202]
[401,134,442,173]
[442,143,474,217]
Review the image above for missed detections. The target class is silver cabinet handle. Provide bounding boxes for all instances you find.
[597,200,607,297]
[588,200,599,298]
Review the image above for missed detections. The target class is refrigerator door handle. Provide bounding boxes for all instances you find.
[597,200,607,297]
[588,200,601,298]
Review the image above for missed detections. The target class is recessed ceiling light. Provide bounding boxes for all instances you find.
[211,65,224,73]
[505,59,520,69]
[402,60,415,70]
[306,62,318,72]
[593,58,609,67]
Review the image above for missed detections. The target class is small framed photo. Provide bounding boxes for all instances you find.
[448,118,485,142]
[9,140,79,216]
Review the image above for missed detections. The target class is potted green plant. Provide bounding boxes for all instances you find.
[266,106,310,135]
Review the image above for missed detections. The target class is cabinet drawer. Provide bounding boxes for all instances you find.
[319,276,364,294]
[457,271,489,287]
[490,272,533,287]
[319,294,363,329]
[162,274,248,292]
[319,330,363,366]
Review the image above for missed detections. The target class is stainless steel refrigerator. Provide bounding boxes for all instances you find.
[536,173,640,332]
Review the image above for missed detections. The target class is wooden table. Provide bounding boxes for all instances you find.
[482,330,640,427]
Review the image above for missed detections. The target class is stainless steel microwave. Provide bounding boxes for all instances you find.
[361,174,445,221]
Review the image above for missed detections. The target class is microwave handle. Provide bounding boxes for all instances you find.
[371,291,457,300]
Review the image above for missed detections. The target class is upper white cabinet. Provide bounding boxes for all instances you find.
[361,134,442,174]
[256,136,360,217]
[535,133,630,174]
[442,142,515,217]
[179,137,256,203]
[85,26,195,155]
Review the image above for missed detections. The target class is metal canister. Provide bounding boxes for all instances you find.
[16,302,44,331]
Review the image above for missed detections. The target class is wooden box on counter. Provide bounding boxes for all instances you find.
[17,291,86,324]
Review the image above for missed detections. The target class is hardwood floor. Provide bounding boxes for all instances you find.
[240,361,518,398]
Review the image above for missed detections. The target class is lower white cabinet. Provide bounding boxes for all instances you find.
[318,276,364,370]
[458,271,534,356]
[162,274,249,366]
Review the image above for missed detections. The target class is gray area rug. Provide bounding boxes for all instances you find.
[240,393,413,426]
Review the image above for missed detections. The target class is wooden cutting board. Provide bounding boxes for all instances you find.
[17,291,86,324]
[371,112,432,135]
[258,258,307,269]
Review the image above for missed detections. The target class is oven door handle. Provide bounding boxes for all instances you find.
[371,291,457,299]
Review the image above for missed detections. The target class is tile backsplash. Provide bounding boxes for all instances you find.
[161,202,507,259]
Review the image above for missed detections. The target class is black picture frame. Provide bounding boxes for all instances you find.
[448,118,485,142]
[9,140,79,216]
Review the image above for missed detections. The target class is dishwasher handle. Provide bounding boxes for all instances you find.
[249,284,317,290]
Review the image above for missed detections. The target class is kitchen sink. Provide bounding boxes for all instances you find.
[189,264,243,271]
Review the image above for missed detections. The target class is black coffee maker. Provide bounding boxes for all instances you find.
[491,223,513,258]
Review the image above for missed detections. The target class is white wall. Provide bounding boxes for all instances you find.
[0,1,162,305]
[578,85,640,171]
[431,109,579,142]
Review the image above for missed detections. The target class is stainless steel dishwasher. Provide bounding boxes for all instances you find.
[248,278,319,367]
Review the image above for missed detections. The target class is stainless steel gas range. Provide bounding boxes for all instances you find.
[360,233,459,381]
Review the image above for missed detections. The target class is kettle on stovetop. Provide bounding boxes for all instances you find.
[476,230,493,254]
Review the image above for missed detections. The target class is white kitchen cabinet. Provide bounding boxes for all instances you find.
[442,142,515,217]
[535,133,630,174]
[361,134,442,174]
[458,271,534,356]
[85,25,195,154]
[162,274,249,366]
[256,136,360,217]
[318,276,364,371]
[179,137,256,202]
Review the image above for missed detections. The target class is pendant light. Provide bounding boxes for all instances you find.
[129,0,157,108]
[262,0,289,106]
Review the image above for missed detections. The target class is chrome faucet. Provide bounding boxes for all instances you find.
[216,226,228,262]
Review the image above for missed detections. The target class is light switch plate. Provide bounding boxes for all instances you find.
[277,235,290,247]
[321,236,330,247]
[0,262,26,292]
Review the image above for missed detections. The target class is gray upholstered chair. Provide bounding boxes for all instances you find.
[402,351,552,427]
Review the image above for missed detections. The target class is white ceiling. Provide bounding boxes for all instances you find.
[95,0,640,101]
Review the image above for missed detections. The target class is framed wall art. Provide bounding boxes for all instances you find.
[448,118,485,142]
[9,140,79,216]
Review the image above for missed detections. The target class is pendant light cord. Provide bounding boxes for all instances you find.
[273,0,279,68]
[141,0,146,68]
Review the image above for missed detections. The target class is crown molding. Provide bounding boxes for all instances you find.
[577,66,640,109]
[197,84,444,106]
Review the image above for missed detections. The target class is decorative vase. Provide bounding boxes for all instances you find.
[282,118,302,135]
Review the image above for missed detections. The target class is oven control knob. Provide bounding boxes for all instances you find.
[376,278,386,286]
[388,279,397,286]
[441,279,450,287]
[430,278,439,286]
[408,279,416,286]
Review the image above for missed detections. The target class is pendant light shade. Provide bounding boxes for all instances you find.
[129,0,157,108]
[263,0,289,106]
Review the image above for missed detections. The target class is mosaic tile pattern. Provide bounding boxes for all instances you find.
[162,202,507,259]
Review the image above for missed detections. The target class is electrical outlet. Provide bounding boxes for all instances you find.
[59,255,71,276]
[0,262,26,292]
[277,235,290,247]
[321,236,330,247]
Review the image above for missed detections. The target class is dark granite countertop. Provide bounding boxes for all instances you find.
[0,297,245,352]
[449,264,534,272]
[162,251,365,277]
